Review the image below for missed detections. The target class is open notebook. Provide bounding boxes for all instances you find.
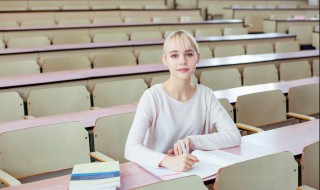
[142,150,246,180]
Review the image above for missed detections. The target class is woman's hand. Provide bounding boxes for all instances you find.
[167,138,192,155]
[159,154,199,172]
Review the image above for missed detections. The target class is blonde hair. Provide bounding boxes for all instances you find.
[163,30,200,56]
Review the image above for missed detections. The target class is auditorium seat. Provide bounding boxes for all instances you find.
[277,4,297,8]
[27,85,91,117]
[130,31,163,41]
[313,60,319,76]
[0,121,91,186]
[244,15,265,33]
[135,175,207,190]
[0,60,40,77]
[287,83,319,118]
[246,43,274,55]
[195,28,222,37]
[199,46,213,59]
[213,152,298,190]
[0,92,25,122]
[243,64,279,85]
[289,25,313,45]
[214,45,245,57]
[255,4,276,8]
[275,41,300,53]
[298,141,319,190]
[52,34,91,45]
[153,16,180,23]
[93,32,129,43]
[124,17,151,24]
[200,68,242,90]
[93,52,136,68]
[279,61,312,81]
[57,18,91,26]
[92,17,123,25]
[90,112,135,163]
[180,15,203,22]
[145,5,167,9]
[0,20,19,28]
[42,56,92,72]
[61,5,89,10]
[138,49,163,64]
[0,40,4,49]
[92,78,147,107]
[218,98,234,121]
[119,5,144,9]
[21,19,56,27]
[223,27,248,36]
[7,36,51,48]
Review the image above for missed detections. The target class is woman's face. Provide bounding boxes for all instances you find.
[162,36,200,81]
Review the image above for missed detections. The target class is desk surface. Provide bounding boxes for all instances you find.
[0,50,318,89]
[3,120,318,190]
[264,18,320,22]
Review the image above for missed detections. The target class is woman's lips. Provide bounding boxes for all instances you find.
[178,68,189,73]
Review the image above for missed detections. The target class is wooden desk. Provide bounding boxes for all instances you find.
[0,50,318,101]
[3,120,318,190]
[263,18,320,33]
[224,7,319,19]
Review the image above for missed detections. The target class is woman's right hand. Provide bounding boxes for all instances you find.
[159,154,199,172]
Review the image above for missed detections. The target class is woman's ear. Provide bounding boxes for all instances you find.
[162,54,168,66]
[197,53,201,63]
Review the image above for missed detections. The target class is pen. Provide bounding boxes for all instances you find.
[177,139,188,154]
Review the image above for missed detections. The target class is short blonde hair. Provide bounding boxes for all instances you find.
[163,30,200,56]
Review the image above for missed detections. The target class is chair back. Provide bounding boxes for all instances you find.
[0,92,24,122]
[243,64,278,85]
[200,68,241,90]
[301,141,319,189]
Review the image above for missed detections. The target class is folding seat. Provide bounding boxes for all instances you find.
[42,55,91,72]
[244,15,265,33]
[27,85,91,117]
[130,31,163,41]
[180,15,203,22]
[92,17,123,25]
[0,60,40,77]
[243,64,278,85]
[313,59,319,76]
[145,5,167,9]
[61,5,89,10]
[199,46,213,59]
[93,52,136,68]
[138,49,163,64]
[0,21,19,28]
[218,98,234,121]
[92,78,147,107]
[195,28,222,37]
[0,92,25,122]
[277,4,297,8]
[57,18,91,26]
[289,25,313,45]
[279,61,311,81]
[255,4,276,8]
[0,39,4,49]
[223,27,248,36]
[93,32,129,43]
[275,41,300,53]
[52,34,91,45]
[214,45,245,58]
[246,43,274,55]
[153,16,179,23]
[124,17,151,24]
[7,36,51,48]
[200,68,242,90]
[119,5,144,9]
[21,20,56,27]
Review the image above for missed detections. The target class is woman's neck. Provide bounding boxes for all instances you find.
[162,78,196,102]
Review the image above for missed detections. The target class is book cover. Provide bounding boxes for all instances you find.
[69,161,120,190]
[142,150,247,180]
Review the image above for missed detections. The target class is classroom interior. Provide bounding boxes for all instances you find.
[0,0,319,189]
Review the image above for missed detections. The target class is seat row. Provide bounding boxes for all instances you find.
[0,61,318,123]
[0,41,308,76]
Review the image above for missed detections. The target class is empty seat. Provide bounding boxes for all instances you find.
[93,79,147,107]
[278,4,297,8]
[124,17,151,24]
[93,52,136,68]
[244,15,265,33]
[255,4,276,8]
[138,49,163,64]
[214,45,245,58]
[58,18,91,26]
[62,5,89,10]
[275,41,300,53]
[195,28,222,37]
[0,21,19,28]
[92,17,123,25]
[299,141,319,190]
[246,43,274,55]
[213,152,298,190]
[42,56,91,72]
[223,27,248,36]
[289,25,313,45]
[288,83,319,117]
[93,32,129,43]
[180,15,203,22]
[91,112,135,163]
[119,5,144,9]
[0,60,40,77]
[7,36,51,48]
[52,34,91,45]
[313,60,319,76]
[145,5,167,9]
[153,16,179,23]
[27,86,91,117]
[0,92,25,122]
[130,31,163,41]
[150,74,198,86]
[0,40,4,49]
[243,64,279,85]
[199,46,213,59]
[135,175,207,190]
[21,20,56,27]
[279,61,312,81]
[200,68,242,90]
[0,121,91,186]
[218,98,234,121]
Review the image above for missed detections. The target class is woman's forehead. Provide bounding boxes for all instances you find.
[165,35,195,53]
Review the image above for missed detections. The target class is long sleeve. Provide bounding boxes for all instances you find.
[125,90,166,168]
[188,93,241,150]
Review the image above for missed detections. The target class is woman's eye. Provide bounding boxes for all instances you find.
[171,54,178,58]
[187,53,194,57]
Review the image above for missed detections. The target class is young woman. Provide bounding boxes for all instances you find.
[125,30,241,172]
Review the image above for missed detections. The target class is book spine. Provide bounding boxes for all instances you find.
[71,171,120,180]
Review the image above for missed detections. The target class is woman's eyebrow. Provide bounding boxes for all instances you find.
[169,50,179,53]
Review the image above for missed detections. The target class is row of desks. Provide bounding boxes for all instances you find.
[3,119,319,190]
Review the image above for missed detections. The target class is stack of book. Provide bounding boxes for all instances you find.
[69,161,120,190]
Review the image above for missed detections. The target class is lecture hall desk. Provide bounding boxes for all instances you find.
[263,18,320,33]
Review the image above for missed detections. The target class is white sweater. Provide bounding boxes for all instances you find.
[125,84,241,168]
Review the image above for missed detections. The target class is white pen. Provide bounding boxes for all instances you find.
[177,139,188,154]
